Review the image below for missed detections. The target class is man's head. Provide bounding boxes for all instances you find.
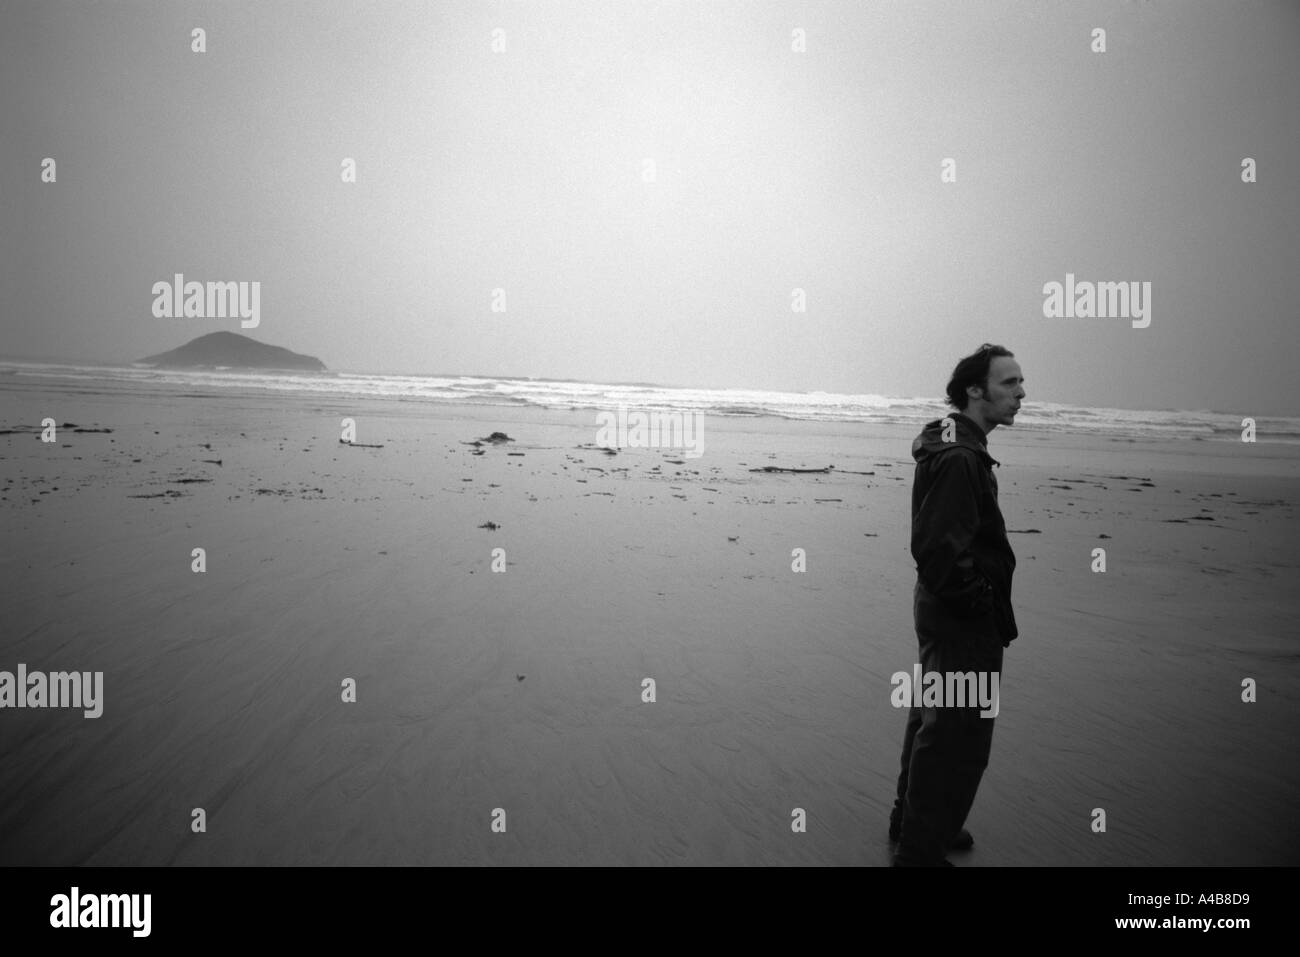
[945,343,1025,434]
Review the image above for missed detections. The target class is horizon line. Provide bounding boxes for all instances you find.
[0,350,1287,422]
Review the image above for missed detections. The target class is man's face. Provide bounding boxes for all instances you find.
[969,356,1025,426]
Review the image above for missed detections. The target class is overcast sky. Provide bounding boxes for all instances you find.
[2,0,1296,414]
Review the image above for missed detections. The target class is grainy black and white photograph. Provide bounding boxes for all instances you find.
[1,0,1297,899]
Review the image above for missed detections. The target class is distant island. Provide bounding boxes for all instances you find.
[137,332,326,372]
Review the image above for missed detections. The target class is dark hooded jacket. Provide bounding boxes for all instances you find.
[911,411,1018,645]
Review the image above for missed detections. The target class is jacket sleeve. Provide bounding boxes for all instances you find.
[912,450,994,617]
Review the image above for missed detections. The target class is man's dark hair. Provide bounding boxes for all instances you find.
[946,343,1015,410]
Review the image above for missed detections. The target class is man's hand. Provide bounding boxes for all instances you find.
[936,549,995,619]
[951,573,995,618]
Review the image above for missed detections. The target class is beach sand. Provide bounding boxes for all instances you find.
[1,375,1297,865]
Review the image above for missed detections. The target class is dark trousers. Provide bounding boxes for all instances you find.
[892,583,1004,863]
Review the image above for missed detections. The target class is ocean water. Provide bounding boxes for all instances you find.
[2,359,1296,444]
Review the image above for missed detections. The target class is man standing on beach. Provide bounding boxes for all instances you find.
[889,343,1024,866]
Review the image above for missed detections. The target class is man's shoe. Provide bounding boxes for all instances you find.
[888,821,973,851]
[888,802,905,843]
[891,854,954,867]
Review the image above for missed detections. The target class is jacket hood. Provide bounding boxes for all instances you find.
[912,411,1000,468]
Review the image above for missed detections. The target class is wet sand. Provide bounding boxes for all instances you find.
[1,375,1297,865]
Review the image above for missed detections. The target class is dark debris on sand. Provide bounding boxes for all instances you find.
[0,423,110,435]
[464,432,516,448]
